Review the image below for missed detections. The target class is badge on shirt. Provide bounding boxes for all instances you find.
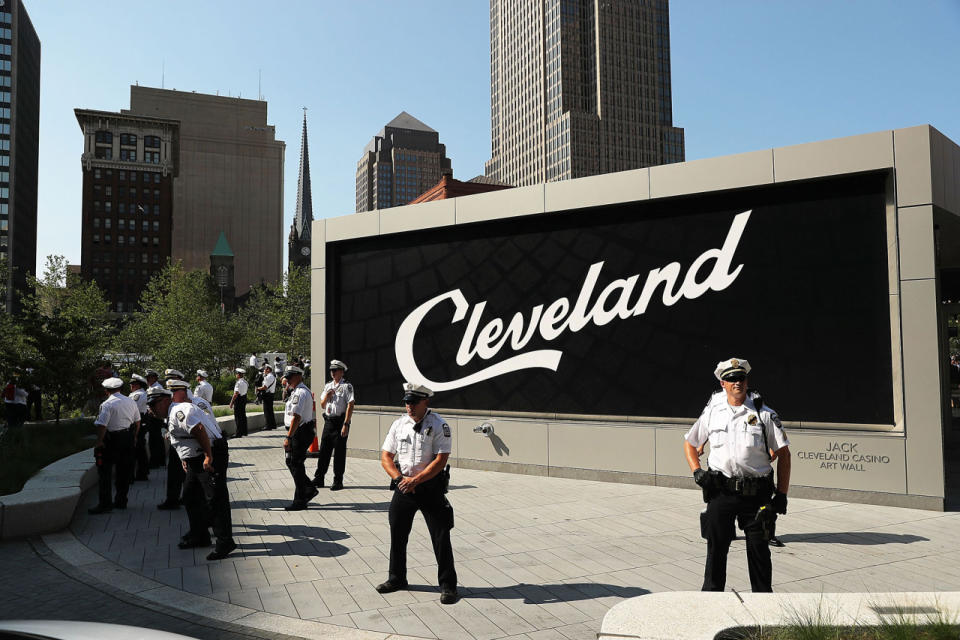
[442,423,450,437]
[175,411,185,422]
[772,413,783,430]
[747,414,758,426]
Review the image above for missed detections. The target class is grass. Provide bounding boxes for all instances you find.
[0,418,98,495]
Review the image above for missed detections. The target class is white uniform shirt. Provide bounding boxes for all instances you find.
[192,395,215,417]
[167,400,222,460]
[149,381,163,391]
[249,355,257,368]
[684,391,789,479]
[322,379,355,417]
[234,378,248,397]
[194,380,213,403]
[284,382,314,427]
[262,373,276,394]
[382,410,451,476]
[129,388,148,416]
[13,387,28,405]
[95,392,141,433]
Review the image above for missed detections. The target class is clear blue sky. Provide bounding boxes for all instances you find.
[28,0,960,274]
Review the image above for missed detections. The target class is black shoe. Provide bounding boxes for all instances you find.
[770,536,785,548]
[87,505,113,515]
[330,482,344,491]
[178,538,212,550]
[312,477,325,488]
[284,501,307,511]
[375,580,408,594]
[440,587,459,605]
[157,500,180,510]
[305,486,319,503]
[206,541,237,561]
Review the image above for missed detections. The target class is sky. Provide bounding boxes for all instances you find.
[26,0,960,274]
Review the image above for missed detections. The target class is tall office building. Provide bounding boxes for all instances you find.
[1,0,39,313]
[288,111,313,269]
[355,112,451,212]
[485,0,684,187]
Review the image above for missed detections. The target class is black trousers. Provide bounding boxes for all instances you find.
[315,414,347,484]
[702,490,772,592]
[182,439,233,547]
[95,429,134,508]
[133,419,149,480]
[262,392,276,429]
[286,420,316,502]
[146,414,165,468]
[166,442,185,504]
[27,390,41,420]
[234,397,248,437]
[388,477,457,589]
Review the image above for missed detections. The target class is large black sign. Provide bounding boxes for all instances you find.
[328,172,893,425]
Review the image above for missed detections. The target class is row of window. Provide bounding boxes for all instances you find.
[0,13,9,25]
[95,147,161,164]
[92,218,160,231]
[92,234,161,247]
[92,254,162,267]
[93,168,162,183]
[93,202,161,215]
[0,76,9,87]
[0,44,10,56]
[93,185,162,199]
[96,132,162,148]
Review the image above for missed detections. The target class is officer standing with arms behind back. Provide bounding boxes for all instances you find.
[229,367,248,438]
[88,377,141,514]
[129,374,151,482]
[283,365,319,510]
[257,364,277,430]
[194,370,213,404]
[684,358,790,593]
[377,382,458,604]
[313,359,354,490]
[144,369,165,468]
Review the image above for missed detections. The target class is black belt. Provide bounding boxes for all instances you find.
[710,470,773,496]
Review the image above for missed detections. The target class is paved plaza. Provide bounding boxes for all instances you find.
[18,428,960,639]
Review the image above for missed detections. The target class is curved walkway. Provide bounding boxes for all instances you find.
[28,428,960,639]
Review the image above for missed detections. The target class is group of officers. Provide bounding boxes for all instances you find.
[86,353,790,603]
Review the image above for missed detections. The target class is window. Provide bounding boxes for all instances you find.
[0,155,7,167]
[105,186,112,197]
[116,302,123,312]
[142,172,150,182]
[141,220,148,231]
[95,131,112,144]
[142,253,148,264]
[93,184,101,194]
[118,235,125,246]
[120,133,137,146]
[128,253,135,264]
[118,203,126,214]
[94,168,101,179]
[120,149,136,162]
[154,174,161,184]
[128,236,134,245]
[144,135,161,148]
[152,254,159,264]
[119,170,126,181]
[94,201,101,211]
[153,204,160,215]
[118,219,125,230]
[104,234,111,244]
[152,221,159,231]
[153,189,160,200]
[104,202,112,213]
[92,267,98,275]
[104,218,111,229]
[95,147,112,160]
[129,187,136,198]
[152,237,159,246]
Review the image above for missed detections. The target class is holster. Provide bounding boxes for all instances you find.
[440,464,451,494]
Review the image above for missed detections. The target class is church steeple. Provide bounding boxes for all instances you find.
[288,109,314,268]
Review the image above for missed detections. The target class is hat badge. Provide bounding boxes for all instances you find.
[730,359,740,367]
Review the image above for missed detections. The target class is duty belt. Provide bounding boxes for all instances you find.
[710,470,773,496]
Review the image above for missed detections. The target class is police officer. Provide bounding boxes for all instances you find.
[257,364,278,430]
[684,358,791,593]
[88,377,141,514]
[194,370,213,404]
[157,369,190,510]
[377,383,458,605]
[147,381,237,560]
[229,367,249,438]
[283,365,319,510]
[144,369,166,468]
[313,359,355,491]
[129,374,151,482]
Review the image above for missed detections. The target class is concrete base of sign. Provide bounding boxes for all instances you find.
[599,591,960,640]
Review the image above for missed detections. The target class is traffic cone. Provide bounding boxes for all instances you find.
[308,391,319,452]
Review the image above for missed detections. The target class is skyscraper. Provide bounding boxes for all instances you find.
[355,112,451,212]
[288,110,313,269]
[485,0,684,187]
[1,0,40,313]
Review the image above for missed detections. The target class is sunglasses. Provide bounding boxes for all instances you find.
[404,397,424,405]
[723,374,747,383]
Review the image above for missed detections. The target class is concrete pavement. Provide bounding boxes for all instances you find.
[18,427,960,639]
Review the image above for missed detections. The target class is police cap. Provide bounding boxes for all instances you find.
[164,369,184,380]
[146,387,173,404]
[284,365,304,377]
[166,379,190,391]
[234,367,246,375]
[196,369,208,378]
[714,358,752,381]
[130,374,148,386]
[402,382,433,403]
[102,377,124,390]
[329,359,348,372]
[144,369,160,378]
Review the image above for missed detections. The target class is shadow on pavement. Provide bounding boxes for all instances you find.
[231,498,391,511]
[405,582,649,603]
[236,523,351,557]
[777,532,929,545]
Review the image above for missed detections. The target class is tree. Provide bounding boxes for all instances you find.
[235,266,311,360]
[0,255,27,376]
[21,256,112,423]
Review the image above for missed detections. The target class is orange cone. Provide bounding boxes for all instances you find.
[308,392,319,452]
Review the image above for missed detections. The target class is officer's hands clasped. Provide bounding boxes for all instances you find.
[772,491,788,515]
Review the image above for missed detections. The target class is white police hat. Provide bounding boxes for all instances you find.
[402,382,433,402]
[329,359,348,371]
[234,367,246,374]
[284,365,304,377]
[714,358,752,381]
[196,369,208,378]
[144,369,159,378]
[102,377,124,390]
[130,374,148,385]
[164,368,184,379]
[146,386,173,403]
[166,379,190,391]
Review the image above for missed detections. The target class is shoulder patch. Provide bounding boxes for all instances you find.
[442,423,450,437]
[771,413,783,430]
[175,411,185,422]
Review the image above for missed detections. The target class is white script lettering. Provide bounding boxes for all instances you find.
[394,210,752,391]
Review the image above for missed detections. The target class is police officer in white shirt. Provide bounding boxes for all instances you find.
[194,370,214,404]
[129,374,151,482]
[157,369,192,510]
[229,367,249,437]
[313,359,355,491]
[282,365,319,510]
[148,381,237,561]
[377,382,458,605]
[144,369,165,468]
[88,377,141,514]
[684,358,791,593]
[257,364,278,431]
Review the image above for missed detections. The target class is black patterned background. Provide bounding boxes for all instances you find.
[328,172,893,424]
